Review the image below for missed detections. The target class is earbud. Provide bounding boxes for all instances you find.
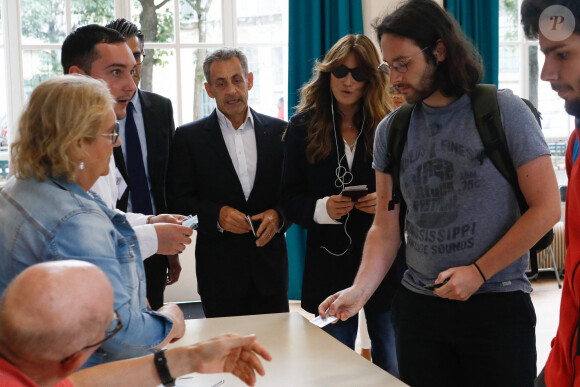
[323,89,366,257]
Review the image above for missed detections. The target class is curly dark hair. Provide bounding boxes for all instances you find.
[373,0,482,97]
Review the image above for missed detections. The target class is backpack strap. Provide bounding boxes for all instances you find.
[386,103,415,211]
[469,84,529,214]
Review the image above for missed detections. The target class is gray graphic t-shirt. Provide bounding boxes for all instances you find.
[373,90,549,296]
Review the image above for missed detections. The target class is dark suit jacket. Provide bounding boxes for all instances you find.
[166,109,289,300]
[115,90,175,214]
[280,113,402,314]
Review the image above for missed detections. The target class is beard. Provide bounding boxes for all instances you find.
[565,97,580,118]
[396,63,438,104]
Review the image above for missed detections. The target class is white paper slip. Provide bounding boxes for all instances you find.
[310,314,338,328]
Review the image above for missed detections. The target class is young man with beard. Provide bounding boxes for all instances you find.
[521,1,580,386]
[319,0,561,385]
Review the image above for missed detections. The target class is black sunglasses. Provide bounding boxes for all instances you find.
[331,65,368,82]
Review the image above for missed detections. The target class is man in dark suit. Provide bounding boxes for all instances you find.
[166,48,289,318]
[106,19,177,310]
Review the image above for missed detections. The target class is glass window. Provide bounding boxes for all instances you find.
[498,44,521,96]
[71,0,115,30]
[499,0,519,42]
[179,0,222,44]
[498,0,573,186]
[6,0,288,146]
[237,0,287,45]
[133,0,175,43]
[241,46,287,119]
[180,48,208,124]
[22,50,63,99]
[20,0,66,44]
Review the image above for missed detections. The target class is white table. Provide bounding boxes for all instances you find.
[166,312,407,386]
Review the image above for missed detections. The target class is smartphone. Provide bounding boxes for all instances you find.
[182,215,199,230]
[341,185,368,201]
[246,215,262,238]
[424,278,449,290]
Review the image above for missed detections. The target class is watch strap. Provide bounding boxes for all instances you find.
[154,349,175,386]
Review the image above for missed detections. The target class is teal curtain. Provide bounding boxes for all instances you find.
[286,0,363,300]
[445,0,499,85]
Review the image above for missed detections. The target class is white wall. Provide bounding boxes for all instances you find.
[164,0,446,304]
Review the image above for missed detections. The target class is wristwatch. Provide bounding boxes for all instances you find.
[153,349,175,387]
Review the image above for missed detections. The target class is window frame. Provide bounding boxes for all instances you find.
[498,0,575,141]
[1,0,288,146]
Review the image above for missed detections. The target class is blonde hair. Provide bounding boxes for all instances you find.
[11,74,115,181]
[296,34,392,163]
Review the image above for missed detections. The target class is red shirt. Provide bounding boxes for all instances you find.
[0,357,74,387]
[545,122,580,386]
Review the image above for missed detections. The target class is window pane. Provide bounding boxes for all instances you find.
[0,6,3,44]
[180,48,214,124]
[71,0,115,30]
[143,48,179,122]
[179,0,222,44]
[20,0,66,44]
[498,45,521,96]
[237,0,287,44]
[499,0,519,42]
[240,46,287,119]
[22,50,63,100]
[133,0,175,43]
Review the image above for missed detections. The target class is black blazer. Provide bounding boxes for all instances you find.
[166,109,289,300]
[281,113,401,314]
[115,90,175,214]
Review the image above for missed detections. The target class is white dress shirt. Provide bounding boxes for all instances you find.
[216,108,257,201]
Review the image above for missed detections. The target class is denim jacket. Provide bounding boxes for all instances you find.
[0,176,173,366]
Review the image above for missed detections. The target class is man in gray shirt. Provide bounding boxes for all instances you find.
[319,0,561,385]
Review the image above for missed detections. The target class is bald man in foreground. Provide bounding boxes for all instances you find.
[0,261,271,387]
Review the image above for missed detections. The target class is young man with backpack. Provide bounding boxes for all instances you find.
[521,1,580,386]
[319,0,561,385]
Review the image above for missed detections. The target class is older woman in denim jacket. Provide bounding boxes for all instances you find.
[0,75,185,367]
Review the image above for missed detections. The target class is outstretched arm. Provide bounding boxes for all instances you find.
[69,334,271,387]
[319,171,402,320]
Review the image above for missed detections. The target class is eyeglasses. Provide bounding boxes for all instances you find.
[331,65,368,82]
[100,122,120,144]
[134,52,146,65]
[378,46,429,75]
[60,311,123,364]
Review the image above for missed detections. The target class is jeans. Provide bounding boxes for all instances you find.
[322,309,399,377]
[391,286,536,387]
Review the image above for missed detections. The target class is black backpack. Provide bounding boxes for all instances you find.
[385,84,553,259]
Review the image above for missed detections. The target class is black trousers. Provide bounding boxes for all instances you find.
[392,286,536,387]
[143,254,168,310]
[201,280,289,318]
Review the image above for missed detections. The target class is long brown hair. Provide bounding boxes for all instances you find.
[296,34,392,164]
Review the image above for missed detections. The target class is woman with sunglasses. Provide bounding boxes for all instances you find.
[0,75,184,367]
[281,34,403,375]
